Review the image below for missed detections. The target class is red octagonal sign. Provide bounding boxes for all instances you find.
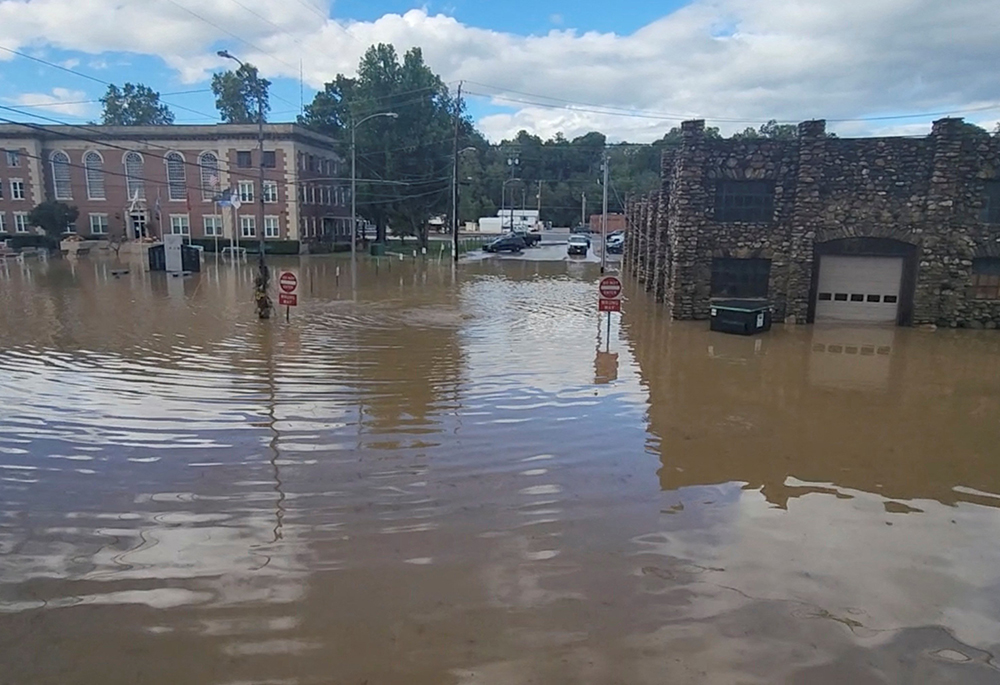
[599,276,622,300]
[279,272,298,293]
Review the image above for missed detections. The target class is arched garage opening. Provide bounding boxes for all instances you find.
[808,238,919,326]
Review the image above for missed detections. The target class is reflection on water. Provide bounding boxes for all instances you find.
[1,256,999,684]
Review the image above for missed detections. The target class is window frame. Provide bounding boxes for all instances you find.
[5,150,20,167]
[50,150,72,200]
[236,151,253,169]
[123,151,145,200]
[0,212,6,233]
[264,215,280,238]
[714,180,776,223]
[164,151,187,202]
[262,150,276,168]
[237,180,255,203]
[240,215,256,237]
[13,211,30,233]
[710,257,772,299]
[84,150,106,200]
[88,213,109,235]
[199,151,220,201]
[203,215,223,237]
[971,258,1000,300]
[262,180,278,203]
[168,214,191,236]
[10,179,24,201]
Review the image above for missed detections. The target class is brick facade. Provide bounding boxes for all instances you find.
[625,117,1000,328]
[0,123,351,251]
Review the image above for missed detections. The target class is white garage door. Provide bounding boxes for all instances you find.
[815,255,903,323]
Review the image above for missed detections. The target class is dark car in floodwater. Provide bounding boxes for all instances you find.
[510,229,542,247]
[567,234,590,256]
[483,233,527,253]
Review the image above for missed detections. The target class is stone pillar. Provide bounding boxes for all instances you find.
[785,119,827,323]
[636,198,649,283]
[669,120,708,319]
[644,191,658,292]
[921,117,966,325]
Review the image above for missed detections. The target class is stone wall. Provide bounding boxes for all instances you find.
[623,117,1000,327]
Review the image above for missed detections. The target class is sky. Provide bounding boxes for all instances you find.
[0,0,999,142]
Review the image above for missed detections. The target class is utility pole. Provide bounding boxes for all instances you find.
[601,151,609,274]
[452,82,462,263]
[537,180,542,220]
[506,155,519,231]
[581,192,586,229]
[218,49,270,319]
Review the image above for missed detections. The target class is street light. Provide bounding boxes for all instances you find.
[453,146,477,263]
[351,111,398,293]
[217,49,270,319]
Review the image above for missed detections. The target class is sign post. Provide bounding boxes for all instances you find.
[278,269,299,322]
[598,275,622,352]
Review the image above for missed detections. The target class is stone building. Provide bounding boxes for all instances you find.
[625,118,1000,328]
[0,123,351,251]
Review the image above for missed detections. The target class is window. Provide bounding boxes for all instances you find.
[204,215,223,237]
[308,155,316,172]
[51,151,72,200]
[263,181,278,203]
[84,151,106,200]
[981,181,1000,224]
[834,293,848,301]
[124,151,144,200]
[89,214,109,235]
[14,212,29,233]
[240,215,256,237]
[307,185,315,204]
[262,151,276,168]
[971,258,1000,300]
[169,214,190,236]
[298,185,305,203]
[238,180,254,203]
[850,294,864,302]
[5,150,19,167]
[0,212,5,233]
[867,295,882,303]
[237,151,252,168]
[715,180,775,223]
[10,179,24,200]
[165,151,187,201]
[264,215,280,238]
[199,152,220,201]
[299,215,307,237]
[298,152,305,171]
[710,258,771,299]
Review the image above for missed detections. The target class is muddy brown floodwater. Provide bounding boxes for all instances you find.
[1,254,1000,684]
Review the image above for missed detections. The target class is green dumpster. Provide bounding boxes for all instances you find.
[369,243,386,256]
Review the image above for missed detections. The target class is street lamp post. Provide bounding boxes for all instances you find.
[351,111,398,293]
[217,49,270,319]
[453,146,476,263]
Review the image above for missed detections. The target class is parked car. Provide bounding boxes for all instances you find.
[567,234,590,256]
[571,224,591,234]
[483,233,527,253]
[606,233,625,254]
[511,229,542,247]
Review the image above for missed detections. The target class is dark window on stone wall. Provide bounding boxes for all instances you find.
[236,151,252,168]
[711,258,772,299]
[981,181,1000,224]
[715,181,775,222]
[971,258,1000,300]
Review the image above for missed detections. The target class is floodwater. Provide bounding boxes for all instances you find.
[1,253,999,684]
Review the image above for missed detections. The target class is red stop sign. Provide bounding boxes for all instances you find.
[599,276,622,299]
[279,271,298,293]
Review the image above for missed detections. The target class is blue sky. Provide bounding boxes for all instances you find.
[0,0,998,141]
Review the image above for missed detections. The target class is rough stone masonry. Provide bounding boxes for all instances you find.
[625,118,1000,328]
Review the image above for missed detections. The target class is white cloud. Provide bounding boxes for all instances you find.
[10,88,91,116]
[0,0,998,140]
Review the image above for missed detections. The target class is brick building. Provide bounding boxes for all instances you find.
[0,123,351,251]
[626,118,1000,328]
[588,213,626,233]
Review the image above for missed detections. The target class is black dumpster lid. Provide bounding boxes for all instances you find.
[711,299,770,312]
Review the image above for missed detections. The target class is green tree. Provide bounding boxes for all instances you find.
[28,201,78,241]
[301,44,477,247]
[212,64,271,124]
[100,83,175,125]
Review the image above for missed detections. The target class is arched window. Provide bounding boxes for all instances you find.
[123,151,144,200]
[199,151,219,201]
[51,150,72,200]
[165,151,186,201]
[84,151,105,200]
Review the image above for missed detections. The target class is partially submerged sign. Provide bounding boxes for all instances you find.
[278,269,299,307]
[599,275,622,313]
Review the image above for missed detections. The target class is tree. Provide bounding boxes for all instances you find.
[28,201,78,243]
[212,64,271,124]
[100,83,175,125]
[300,44,475,247]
